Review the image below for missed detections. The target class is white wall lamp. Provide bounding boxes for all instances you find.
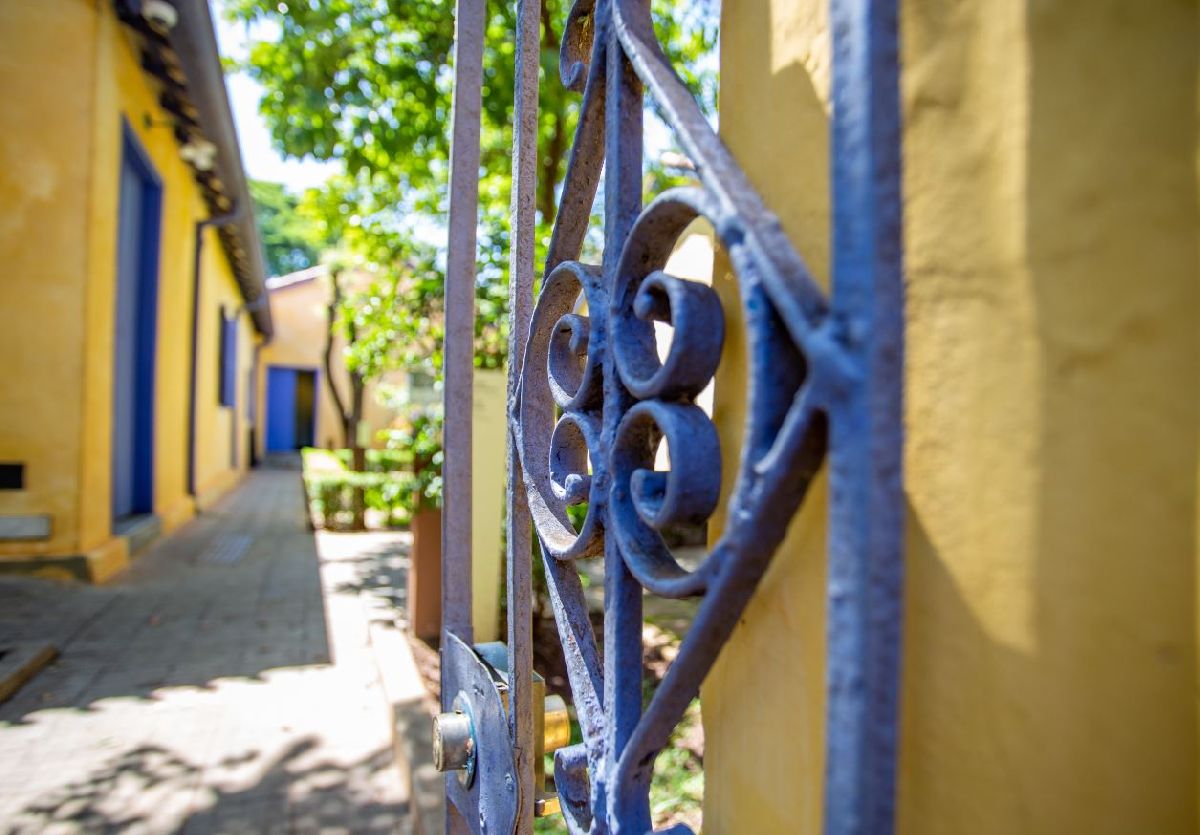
[141,0,179,34]
[180,137,218,172]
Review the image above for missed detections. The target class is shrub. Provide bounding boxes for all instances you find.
[306,470,414,530]
[380,408,443,510]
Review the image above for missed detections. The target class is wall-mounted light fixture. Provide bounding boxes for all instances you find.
[180,137,218,172]
[141,0,179,34]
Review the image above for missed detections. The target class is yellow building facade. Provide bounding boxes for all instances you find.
[258,265,511,640]
[255,267,401,458]
[0,0,270,582]
[704,0,1197,832]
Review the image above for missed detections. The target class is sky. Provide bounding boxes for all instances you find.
[212,2,338,192]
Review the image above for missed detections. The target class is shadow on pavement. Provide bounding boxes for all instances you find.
[0,472,332,724]
[3,738,406,834]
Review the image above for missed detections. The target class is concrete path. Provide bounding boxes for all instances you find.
[0,471,416,834]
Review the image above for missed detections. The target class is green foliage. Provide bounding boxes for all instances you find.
[224,0,718,372]
[338,238,447,379]
[301,446,416,528]
[648,719,704,830]
[565,501,588,532]
[225,0,457,199]
[249,178,326,277]
[381,408,444,509]
[306,470,415,529]
[326,447,413,472]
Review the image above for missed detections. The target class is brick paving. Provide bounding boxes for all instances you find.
[0,471,414,834]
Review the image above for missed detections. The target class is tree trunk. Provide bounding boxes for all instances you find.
[324,268,367,530]
[348,367,366,529]
[323,270,353,449]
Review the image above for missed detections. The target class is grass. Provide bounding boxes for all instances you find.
[649,699,704,831]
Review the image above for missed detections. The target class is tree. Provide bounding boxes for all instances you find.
[299,175,449,376]
[248,178,324,277]
[224,0,718,367]
[226,0,717,614]
[296,176,446,526]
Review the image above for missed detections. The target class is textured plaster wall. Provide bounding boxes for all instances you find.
[256,276,342,454]
[899,1,1197,830]
[702,0,831,831]
[471,368,507,643]
[89,5,255,546]
[0,0,98,565]
[0,0,257,579]
[193,224,256,509]
[705,0,1198,832]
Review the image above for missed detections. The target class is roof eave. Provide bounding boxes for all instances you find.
[115,0,273,337]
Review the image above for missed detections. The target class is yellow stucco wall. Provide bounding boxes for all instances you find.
[193,223,258,510]
[0,0,259,580]
[0,1,97,570]
[702,0,831,828]
[704,0,1198,832]
[471,368,507,643]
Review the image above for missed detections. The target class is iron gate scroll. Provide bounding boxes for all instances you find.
[436,0,904,832]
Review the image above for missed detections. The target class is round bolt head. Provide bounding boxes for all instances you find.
[433,711,474,773]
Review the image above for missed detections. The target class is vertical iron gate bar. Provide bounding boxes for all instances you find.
[442,0,485,645]
[506,0,540,829]
[436,0,906,829]
[824,0,905,833]
[600,6,646,830]
[442,0,485,830]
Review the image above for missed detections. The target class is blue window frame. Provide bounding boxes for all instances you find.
[218,308,237,408]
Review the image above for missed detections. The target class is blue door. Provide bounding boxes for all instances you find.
[266,367,316,452]
[111,125,161,522]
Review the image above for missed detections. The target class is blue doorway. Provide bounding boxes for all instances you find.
[265,367,317,452]
[111,123,162,523]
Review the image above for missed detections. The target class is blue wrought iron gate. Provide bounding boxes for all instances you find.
[435,0,904,831]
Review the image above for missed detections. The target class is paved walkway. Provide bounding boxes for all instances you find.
[0,471,415,834]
